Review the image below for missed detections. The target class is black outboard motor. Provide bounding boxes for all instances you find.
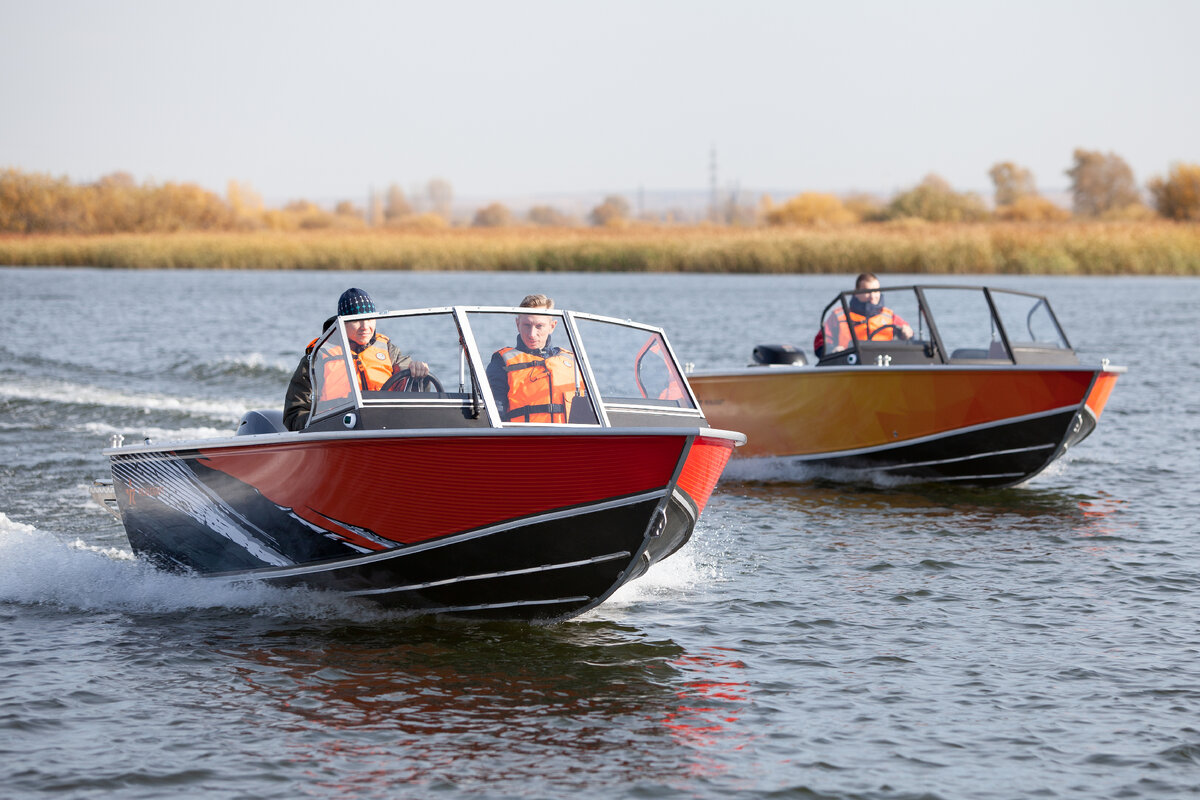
[236,409,287,435]
[752,344,807,366]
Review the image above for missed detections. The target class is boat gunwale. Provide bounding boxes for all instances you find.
[687,362,1127,380]
[103,425,747,458]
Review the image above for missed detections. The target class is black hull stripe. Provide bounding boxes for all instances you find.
[872,442,1056,471]
[785,405,1079,462]
[346,550,632,596]
[207,489,664,582]
[417,596,592,615]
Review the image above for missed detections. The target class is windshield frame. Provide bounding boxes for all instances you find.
[305,306,702,430]
[816,284,1073,365]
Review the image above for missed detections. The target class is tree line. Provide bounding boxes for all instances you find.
[2,149,1198,235]
[763,151,1199,226]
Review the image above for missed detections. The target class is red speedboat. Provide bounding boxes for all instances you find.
[688,285,1122,488]
[96,306,744,621]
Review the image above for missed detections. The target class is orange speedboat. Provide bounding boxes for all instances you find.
[688,285,1123,488]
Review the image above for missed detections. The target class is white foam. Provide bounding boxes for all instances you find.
[600,537,729,614]
[723,457,918,488]
[0,511,387,620]
[218,352,293,373]
[82,421,235,442]
[0,376,269,422]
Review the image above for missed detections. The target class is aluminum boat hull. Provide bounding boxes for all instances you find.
[106,428,738,621]
[690,364,1121,487]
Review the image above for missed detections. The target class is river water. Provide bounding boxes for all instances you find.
[1,267,1197,799]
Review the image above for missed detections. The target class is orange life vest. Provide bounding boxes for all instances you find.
[313,333,395,401]
[498,347,583,423]
[827,306,899,349]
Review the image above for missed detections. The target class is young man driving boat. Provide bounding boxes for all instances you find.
[282,288,429,431]
[816,272,914,356]
[486,294,586,424]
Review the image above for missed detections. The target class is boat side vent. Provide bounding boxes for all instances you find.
[342,412,357,429]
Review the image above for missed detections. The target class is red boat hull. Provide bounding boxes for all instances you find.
[109,430,737,620]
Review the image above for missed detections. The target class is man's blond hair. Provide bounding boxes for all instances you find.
[519,294,554,310]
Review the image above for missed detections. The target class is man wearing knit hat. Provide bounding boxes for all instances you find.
[282,288,429,431]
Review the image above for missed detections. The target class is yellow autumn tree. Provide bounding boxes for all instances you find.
[764,192,857,226]
[1148,163,1200,221]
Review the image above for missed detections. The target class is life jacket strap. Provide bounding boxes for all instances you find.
[504,402,567,422]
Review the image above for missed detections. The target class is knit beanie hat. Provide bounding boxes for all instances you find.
[337,287,376,316]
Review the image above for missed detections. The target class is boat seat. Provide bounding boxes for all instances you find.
[951,342,1011,361]
[236,409,287,435]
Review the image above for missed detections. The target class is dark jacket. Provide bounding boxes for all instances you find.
[282,317,414,431]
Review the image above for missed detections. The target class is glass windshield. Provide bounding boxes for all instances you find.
[359,311,475,401]
[309,311,474,423]
[989,291,1069,350]
[920,287,1011,361]
[820,287,929,353]
[572,317,694,409]
[309,325,356,421]
[465,310,596,425]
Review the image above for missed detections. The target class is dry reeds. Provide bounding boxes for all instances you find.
[2,221,1198,274]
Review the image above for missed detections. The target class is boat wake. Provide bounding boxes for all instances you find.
[0,375,271,423]
[82,421,235,443]
[0,512,389,621]
[0,510,723,626]
[183,352,295,382]
[722,457,924,489]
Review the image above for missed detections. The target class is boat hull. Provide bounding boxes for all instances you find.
[107,429,737,621]
[690,365,1121,487]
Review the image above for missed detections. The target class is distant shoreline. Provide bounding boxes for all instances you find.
[2,222,1198,274]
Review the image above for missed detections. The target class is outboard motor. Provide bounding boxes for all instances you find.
[752,344,807,366]
[236,409,287,435]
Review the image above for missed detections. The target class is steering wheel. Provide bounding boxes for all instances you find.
[867,324,901,340]
[381,369,444,393]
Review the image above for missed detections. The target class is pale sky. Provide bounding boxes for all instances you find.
[2,0,1197,207]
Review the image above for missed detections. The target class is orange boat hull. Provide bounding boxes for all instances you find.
[690,365,1122,486]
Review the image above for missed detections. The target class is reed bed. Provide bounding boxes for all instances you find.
[2,221,1198,274]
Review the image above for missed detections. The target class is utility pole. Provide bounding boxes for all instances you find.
[709,145,719,224]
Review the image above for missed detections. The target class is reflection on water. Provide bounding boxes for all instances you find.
[662,648,753,781]
[198,618,755,795]
[719,478,1129,537]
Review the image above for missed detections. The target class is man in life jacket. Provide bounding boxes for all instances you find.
[817,272,914,357]
[282,288,429,431]
[485,294,586,424]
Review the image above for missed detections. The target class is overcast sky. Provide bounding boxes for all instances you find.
[2,0,1197,206]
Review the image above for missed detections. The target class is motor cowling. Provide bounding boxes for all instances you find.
[752,344,807,366]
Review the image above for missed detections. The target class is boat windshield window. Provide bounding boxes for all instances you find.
[309,325,356,421]
[309,312,475,421]
[920,287,1012,361]
[988,291,1069,350]
[821,287,928,353]
[465,310,598,425]
[358,312,476,401]
[573,318,695,410]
